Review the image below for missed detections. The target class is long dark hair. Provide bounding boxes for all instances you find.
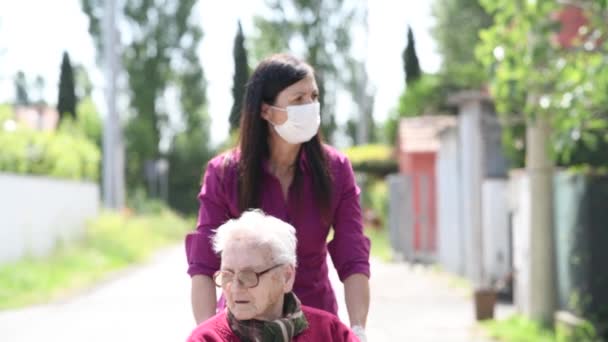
[237,54,332,220]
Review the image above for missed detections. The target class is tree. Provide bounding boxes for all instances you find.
[81,0,213,211]
[403,26,421,87]
[345,58,375,145]
[57,51,77,120]
[74,64,93,100]
[252,0,366,142]
[431,0,492,90]
[477,0,608,169]
[14,71,30,106]
[477,0,608,326]
[33,76,46,105]
[229,21,249,132]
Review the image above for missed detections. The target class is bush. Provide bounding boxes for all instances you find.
[343,144,398,178]
[0,110,100,181]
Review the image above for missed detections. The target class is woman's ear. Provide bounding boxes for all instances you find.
[261,103,271,121]
[283,265,296,292]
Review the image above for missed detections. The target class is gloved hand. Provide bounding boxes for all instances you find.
[352,325,367,342]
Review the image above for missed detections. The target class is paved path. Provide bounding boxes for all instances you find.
[0,245,510,341]
[0,246,194,342]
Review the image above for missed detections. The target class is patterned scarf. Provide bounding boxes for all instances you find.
[227,292,309,342]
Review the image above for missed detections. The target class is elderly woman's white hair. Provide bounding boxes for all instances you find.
[212,210,298,266]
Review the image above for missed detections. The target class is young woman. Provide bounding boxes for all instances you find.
[185,53,370,341]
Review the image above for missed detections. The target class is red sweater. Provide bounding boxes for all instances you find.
[187,305,359,342]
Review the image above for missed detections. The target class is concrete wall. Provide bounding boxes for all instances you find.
[0,173,99,264]
[508,170,531,315]
[458,100,484,285]
[387,173,413,261]
[482,179,511,285]
[437,127,465,276]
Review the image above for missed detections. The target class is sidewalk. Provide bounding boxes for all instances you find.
[0,246,194,342]
[330,259,512,341]
[0,245,511,341]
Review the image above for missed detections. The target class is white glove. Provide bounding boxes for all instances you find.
[352,325,367,342]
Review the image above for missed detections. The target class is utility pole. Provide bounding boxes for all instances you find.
[356,6,373,145]
[526,107,556,323]
[102,0,125,209]
[525,23,557,323]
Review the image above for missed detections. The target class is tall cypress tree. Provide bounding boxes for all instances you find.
[229,21,249,132]
[57,51,77,119]
[14,71,30,106]
[403,26,422,86]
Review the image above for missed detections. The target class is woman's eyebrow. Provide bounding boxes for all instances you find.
[289,90,318,97]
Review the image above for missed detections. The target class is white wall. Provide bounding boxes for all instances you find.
[458,100,484,285]
[482,179,511,285]
[508,171,531,315]
[0,173,99,264]
[387,173,413,261]
[437,127,464,276]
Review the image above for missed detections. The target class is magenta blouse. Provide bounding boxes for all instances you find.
[185,145,371,315]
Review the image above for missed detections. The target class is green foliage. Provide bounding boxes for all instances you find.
[403,26,421,87]
[0,121,100,181]
[431,0,492,90]
[167,122,215,215]
[343,144,397,177]
[345,114,377,146]
[344,56,376,145]
[14,71,30,105]
[555,316,600,342]
[343,144,393,164]
[398,75,449,117]
[482,315,556,342]
[367,180,388,224]
[57,51,77,120]
[483,314,600,342]
[76,97,102,148]
[74,64,93,100]
[252,0,366,142]
[386,75,454,144]
[230,21,250,132]
[0,104,12,122]
[81,0,212,197]
[360,180,391,261]
[364,222,392,262]
[0,209,193,309]
[477,0,608,168]
[482,316,555,342]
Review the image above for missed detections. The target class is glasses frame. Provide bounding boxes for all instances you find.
[213,264,284,288]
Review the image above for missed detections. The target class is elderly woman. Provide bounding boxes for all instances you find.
[187,210,359,342]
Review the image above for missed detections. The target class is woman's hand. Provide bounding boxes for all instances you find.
[352,325,367,341]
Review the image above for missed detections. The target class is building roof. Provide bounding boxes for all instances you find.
[398,115,457,153]
[14,105,59,131]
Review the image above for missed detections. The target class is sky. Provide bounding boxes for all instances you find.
[0,0,440,147]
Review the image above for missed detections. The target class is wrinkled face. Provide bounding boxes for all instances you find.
[220,240,294,321]
[261,72,319,126]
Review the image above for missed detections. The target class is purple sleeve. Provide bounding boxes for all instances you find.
[185,158,230,277]
[327,156,371,281]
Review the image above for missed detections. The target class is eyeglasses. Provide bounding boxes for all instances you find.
[213,264,283,288]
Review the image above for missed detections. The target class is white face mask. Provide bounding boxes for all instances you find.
[270,102,321,144]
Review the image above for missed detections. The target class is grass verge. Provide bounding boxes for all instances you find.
[0,209,193,309]
[481,315,556,342]
[365,226,392,262]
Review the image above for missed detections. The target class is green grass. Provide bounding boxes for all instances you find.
[482,315,557,342]
[0,209,193,309]
[365,226,392,262]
